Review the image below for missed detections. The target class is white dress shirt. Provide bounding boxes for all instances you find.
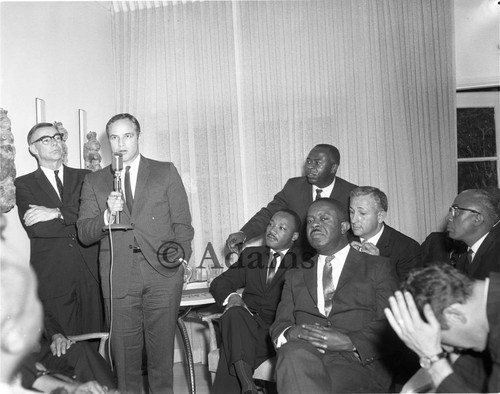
[312,178,335,200]
[40,165,64,200]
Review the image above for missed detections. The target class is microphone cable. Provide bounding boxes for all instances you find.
[106,215,115,371]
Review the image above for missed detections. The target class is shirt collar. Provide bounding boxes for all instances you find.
[470,231,489,255]
[360,223,385,245]
[40,164,64,179]
[313,178,335,198]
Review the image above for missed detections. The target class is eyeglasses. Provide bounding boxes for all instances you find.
[448,205,481,218]
[30,133,64,145]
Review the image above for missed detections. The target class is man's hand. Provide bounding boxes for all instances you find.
[106,191,124,220]
[51,333,74,357]
[350,241,380,256]
[225,231,246,253]
[384,291,443,358]
[298,324,354,354]
[23,205,59,226]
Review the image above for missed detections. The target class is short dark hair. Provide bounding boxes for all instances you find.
[466,188,500,224]
[275,209,301,233]
[401,264,474,330]
[106,113,141,137]
[310,197,348,222]
[314,144,340,165]
[27,123,57,144]
[350,186,388,212]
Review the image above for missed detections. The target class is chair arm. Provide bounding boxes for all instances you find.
[67,332,109,359]
[201,313,222,352]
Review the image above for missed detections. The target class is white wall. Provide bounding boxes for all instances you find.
[0,1,115,263]
[455,0,500,88]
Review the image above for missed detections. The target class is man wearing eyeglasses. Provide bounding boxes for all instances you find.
[15,123,103,341]
[442,188,500,392]
[447,188,500,280]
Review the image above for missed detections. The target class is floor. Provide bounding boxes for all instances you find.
[173,362,211,394]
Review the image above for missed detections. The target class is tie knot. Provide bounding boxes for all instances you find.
[125,166,131,173]
[54,170,59,176]
[315,189,323,200]
[325,255,335,264]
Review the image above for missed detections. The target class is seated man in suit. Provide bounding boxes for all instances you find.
[226,144,357,253]
[349,186,421,282]
[420,231,467,267]
[446,188,500,280]
[385,264,500,393]
[210,209,303,394]
[270,198,399,393]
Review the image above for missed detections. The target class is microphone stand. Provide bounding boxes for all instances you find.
[102,169,134,232]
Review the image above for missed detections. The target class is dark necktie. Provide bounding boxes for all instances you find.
[54,170,64,202]
[266,252,281,286]
[323,255,335,316]
[125,166,134,213]
[315,189,323,200]
[466,248,474,264]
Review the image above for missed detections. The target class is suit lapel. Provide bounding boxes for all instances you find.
[304,255,319,306]
[131,156,150,219]
[260,247,271,289]
[334,248,357,296]
[375,225,390,255]
[34,168,62,207]
[469,226,499,276]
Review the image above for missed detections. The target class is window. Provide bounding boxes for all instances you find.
[456,92,500,192]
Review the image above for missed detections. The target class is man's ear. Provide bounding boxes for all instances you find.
[341,221,350,234]
[28,144,37,157]
[291,232,299,242]
[443,305,467,325]
[330,163,339,175]
[377,210,387,224]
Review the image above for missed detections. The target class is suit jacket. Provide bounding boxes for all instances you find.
[15,166,100,301]
[77,156,194,298]
[270,247,399,366]
[456,224,500,280]
[437,272,500,393]
[350,223,421,282]
[241,176,356,249]
[210,245,302,325]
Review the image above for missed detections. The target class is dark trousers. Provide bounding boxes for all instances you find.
[104,253,183,394]
[212,306,275,394]
[36,341,116,388]
[277,340,392,393]
[42,262,103,336]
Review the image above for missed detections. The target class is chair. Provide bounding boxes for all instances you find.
[67,332,110,360]
[201,313,276,385]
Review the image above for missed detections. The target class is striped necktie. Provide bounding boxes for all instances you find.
[323,255,335,316]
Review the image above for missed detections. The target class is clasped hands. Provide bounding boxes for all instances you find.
[286,323,354,354]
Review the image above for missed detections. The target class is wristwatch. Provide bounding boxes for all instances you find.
[419,352,447,369]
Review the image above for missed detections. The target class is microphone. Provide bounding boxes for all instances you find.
[103,152,132,231]
[112,153,123,173]
[111,153,123,193]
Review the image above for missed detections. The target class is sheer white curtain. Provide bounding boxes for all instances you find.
[112,0,456,267]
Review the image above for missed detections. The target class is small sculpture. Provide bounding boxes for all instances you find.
[54,121,69,165]
[83,131,102,171]
[0,108,16,213]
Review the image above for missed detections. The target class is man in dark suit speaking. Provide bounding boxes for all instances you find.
[77,113,194,393]
[15,123,103,338]
[270,198,399,393]
[226,144,356,252]
[210,209,302,394]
